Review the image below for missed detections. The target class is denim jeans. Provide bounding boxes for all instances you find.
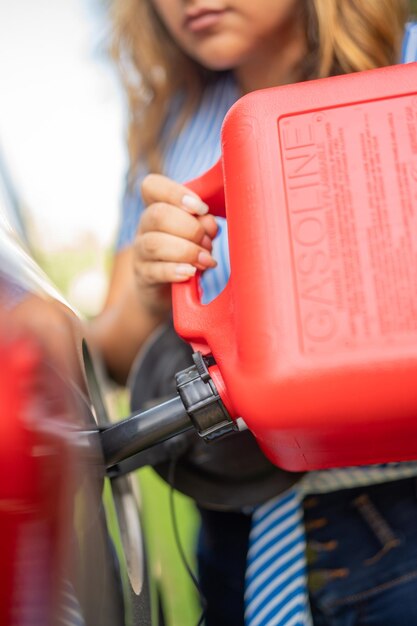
[305,477,417,626]
[197,477,417,626]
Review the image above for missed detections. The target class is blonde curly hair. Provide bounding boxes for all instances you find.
[111,0,408,173]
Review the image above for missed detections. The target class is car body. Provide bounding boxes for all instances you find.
[0,186,155,626]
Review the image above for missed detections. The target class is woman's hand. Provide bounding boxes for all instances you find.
[133,174,218,312]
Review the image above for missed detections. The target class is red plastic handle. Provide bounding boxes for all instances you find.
[172,158,229,354]
[185,159,226,218]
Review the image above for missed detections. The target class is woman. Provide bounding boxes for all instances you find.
[90,1,417,624]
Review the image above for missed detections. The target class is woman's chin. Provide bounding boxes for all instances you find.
[190,40,250,73]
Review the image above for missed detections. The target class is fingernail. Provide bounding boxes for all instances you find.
[175,264,197,278]
[198,251,216,267]
[182,194,209,215]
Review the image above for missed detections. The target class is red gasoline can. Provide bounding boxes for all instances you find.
[172,63,417,472]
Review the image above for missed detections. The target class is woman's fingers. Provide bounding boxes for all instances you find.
[139,202,218,246]
[135,231,217,271]
[198,213,219,239]
[141,174,209,216]
[135,261,198,285]
[137,175,220,289]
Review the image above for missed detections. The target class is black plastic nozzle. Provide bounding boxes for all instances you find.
[100,352,236,474]
[101,396,191,469]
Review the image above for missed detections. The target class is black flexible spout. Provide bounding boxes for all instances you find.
[101,396,192,469]
[100,353,236,475]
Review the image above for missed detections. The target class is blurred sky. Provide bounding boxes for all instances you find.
[0,0,126,251]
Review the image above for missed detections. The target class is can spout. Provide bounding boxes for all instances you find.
[100,352,236,474]
[101,396,191,469]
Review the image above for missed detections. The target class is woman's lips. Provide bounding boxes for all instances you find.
[184,9,227,33]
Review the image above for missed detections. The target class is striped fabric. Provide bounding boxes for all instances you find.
[117,24,417,626]
[402,21,417,63]
[245,490,312,626]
